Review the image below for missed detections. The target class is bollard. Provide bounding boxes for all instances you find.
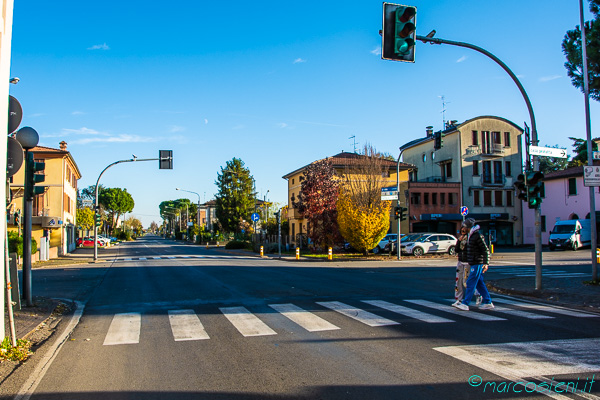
[216,241,219,247]
[491,244,494,254]
[296,247,300,260]
[260,246,264,257]
[328,247,332,261]
[597,249,599,263]
[206,242,209,249]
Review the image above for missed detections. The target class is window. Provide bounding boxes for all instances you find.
[483,161,492,183]
[495,191,503,207]
[541,182,546,198]
[422,154,427,162]
[292,223,295,238]
[505,161,512,177]
[494,161,503,183]
[506,191,513,207]
[568,178,577,195]
[492,131,501,144]
[441,193,446,205]
[445,162,452,178]
[449,193,457,205]
[504,132,511,147]
[292,179,294,184]
[472,131,478,146]
[473,190,480,206]
[432,193,437,205]
[484,190,492,206]
[473,160,479,176]
[411,192,421,205]
[541,215,547,232]
[424,193,429,205]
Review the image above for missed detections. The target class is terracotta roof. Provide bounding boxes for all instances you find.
[282,152,414,179]
[543,161,600,181]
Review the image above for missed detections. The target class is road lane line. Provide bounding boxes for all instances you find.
[103,313,142,345]
[316,301,399,327]
[494,298,598,318]
[363,300,455,323]
[405,300,506,321]
[220,306,277,337]
[168,309,210,341]
[269,303,340,332]
[138,257,147,260]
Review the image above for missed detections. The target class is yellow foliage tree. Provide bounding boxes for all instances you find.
[337,188,391,255]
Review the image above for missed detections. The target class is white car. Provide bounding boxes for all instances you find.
[401,233,457,256]
[97,235,111,246]
[372,233,399,254]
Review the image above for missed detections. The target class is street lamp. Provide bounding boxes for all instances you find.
[176,188,201,235]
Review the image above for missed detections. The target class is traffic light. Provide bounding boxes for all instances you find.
[399,207,408,221]
[159,150,173,169]
[95,213,102,227]
[394,205,400,220]
[526,170,544,209]
[25,152,45,199]
[382,3,417,63]
[14,212,20,225]
[514,174,528,201]
[433,131,443,150]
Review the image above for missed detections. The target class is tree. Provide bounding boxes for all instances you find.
[562,0,600,101]
[215,158,256,233]
[336,145,392,254]
[293,159,342,250]
[76,208,94,232]
[568,137,598,166]
[537,144,570,173]
[98,188,135,231]
[149,221,159,232]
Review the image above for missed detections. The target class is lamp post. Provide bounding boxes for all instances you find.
[176,188,201,239]
[15,127,39,307]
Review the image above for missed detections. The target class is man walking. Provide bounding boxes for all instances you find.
[455,218,494,311]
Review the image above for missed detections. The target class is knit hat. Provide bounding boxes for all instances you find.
[462,218,475,229]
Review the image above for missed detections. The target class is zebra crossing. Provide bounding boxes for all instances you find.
[101,297,598,346]
[489,265,589,278]
[113,255,257,262]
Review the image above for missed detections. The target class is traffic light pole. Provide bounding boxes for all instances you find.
[22,149,33,307]
[396,147,408,260]
[93,157,159,261]
[417,34,544,289]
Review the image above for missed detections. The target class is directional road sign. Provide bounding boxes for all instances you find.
[381,186,399,201]
[529,146,567,159]
[251,213,260,222]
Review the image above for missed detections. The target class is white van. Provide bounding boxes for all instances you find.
[548,219,591,251]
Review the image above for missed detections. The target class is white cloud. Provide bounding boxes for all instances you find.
[62,127,106,136]
[539,75,561,82]
[371,46,382,56]
[71,134,156,145]
[71,111,85,115]
[456,56,467,63]
[168,125,185,133]
[293,58,306,64]
[88,43,110,51]
[204,119,208,125]
[277,123,288,129]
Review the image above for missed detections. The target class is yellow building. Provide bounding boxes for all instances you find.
[282,152,414,246]
[8,141,81,258]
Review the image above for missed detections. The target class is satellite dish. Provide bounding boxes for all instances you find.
[7,137,24,178]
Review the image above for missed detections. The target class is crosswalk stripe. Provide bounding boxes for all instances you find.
[139,257,147,260]
[316,301,399,327]
[124,258,132,261]
[168,310,210,341]
[491,305,554,320]
[103,312,141,346]
[513,273,588,277]
[363,300,455,323]
[269,304,340,332]
[153,257,161,259]
[220,306,277,337]
[494,298,598,318]
[405,300,506,321]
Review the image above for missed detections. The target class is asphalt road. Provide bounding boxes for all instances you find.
[20,236,600,400]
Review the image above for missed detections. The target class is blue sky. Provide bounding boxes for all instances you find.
[9,1,600,227]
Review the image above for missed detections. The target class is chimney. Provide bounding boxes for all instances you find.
[426,126,433,137]
[59,141,67,151]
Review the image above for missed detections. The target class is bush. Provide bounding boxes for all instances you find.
[8,231,37,256]
[225,240,252,250]
[115,230,132,241]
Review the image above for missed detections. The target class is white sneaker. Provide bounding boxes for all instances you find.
[452,300,461,308]
[475,295,482,306]
[479,303,495,310]
[455,303,469,311]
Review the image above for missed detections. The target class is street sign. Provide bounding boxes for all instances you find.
[381,186,399,200]
[460,206,468,216]
[584,166,600,187]
[251,213,260,222]
[529,146,567,159]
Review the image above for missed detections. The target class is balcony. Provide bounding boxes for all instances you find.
[464,143,505,158]
[480,173,506,187]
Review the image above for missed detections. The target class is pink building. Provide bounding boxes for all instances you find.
[523,166,600,245]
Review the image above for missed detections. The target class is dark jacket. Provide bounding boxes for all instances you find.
[467,225,490,266]
[456,235,468,263]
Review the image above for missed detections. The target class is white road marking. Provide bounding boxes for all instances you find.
[138,257,147,260]
[405,300,506,321]
[494,298,598,318]
[220,306,277,337]
[153,257,162,259]
[103,312,141,345]
[435,338,600,400]
[316,301,399,327]
[269,303,340,332]
[363,300,455,323]
[168,309,210,341]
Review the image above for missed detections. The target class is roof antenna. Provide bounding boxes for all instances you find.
[349,135,357,154]
[439,95,450,129]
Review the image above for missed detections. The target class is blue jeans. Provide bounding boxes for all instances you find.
[463,264,492,306]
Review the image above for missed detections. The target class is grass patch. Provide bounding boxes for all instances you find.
[583,280,600,286]
[0,337,32,362]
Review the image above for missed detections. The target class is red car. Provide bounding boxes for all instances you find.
[76,237,104,247]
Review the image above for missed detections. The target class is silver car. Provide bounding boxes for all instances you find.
[401,233,458,256]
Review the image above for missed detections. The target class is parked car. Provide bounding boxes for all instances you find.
[97,235,112,246]
[372,233,400,254]
[76,237,105,247]
[383,233,427,255]
[402,233,458,256]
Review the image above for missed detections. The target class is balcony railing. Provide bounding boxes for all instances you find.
[465,143,505,158]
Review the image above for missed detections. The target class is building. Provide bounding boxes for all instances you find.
[282,152,414,246]
[199,200,217,232]
[401,116,524,245]
[522,165,600,245]
[8,141,82,257]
